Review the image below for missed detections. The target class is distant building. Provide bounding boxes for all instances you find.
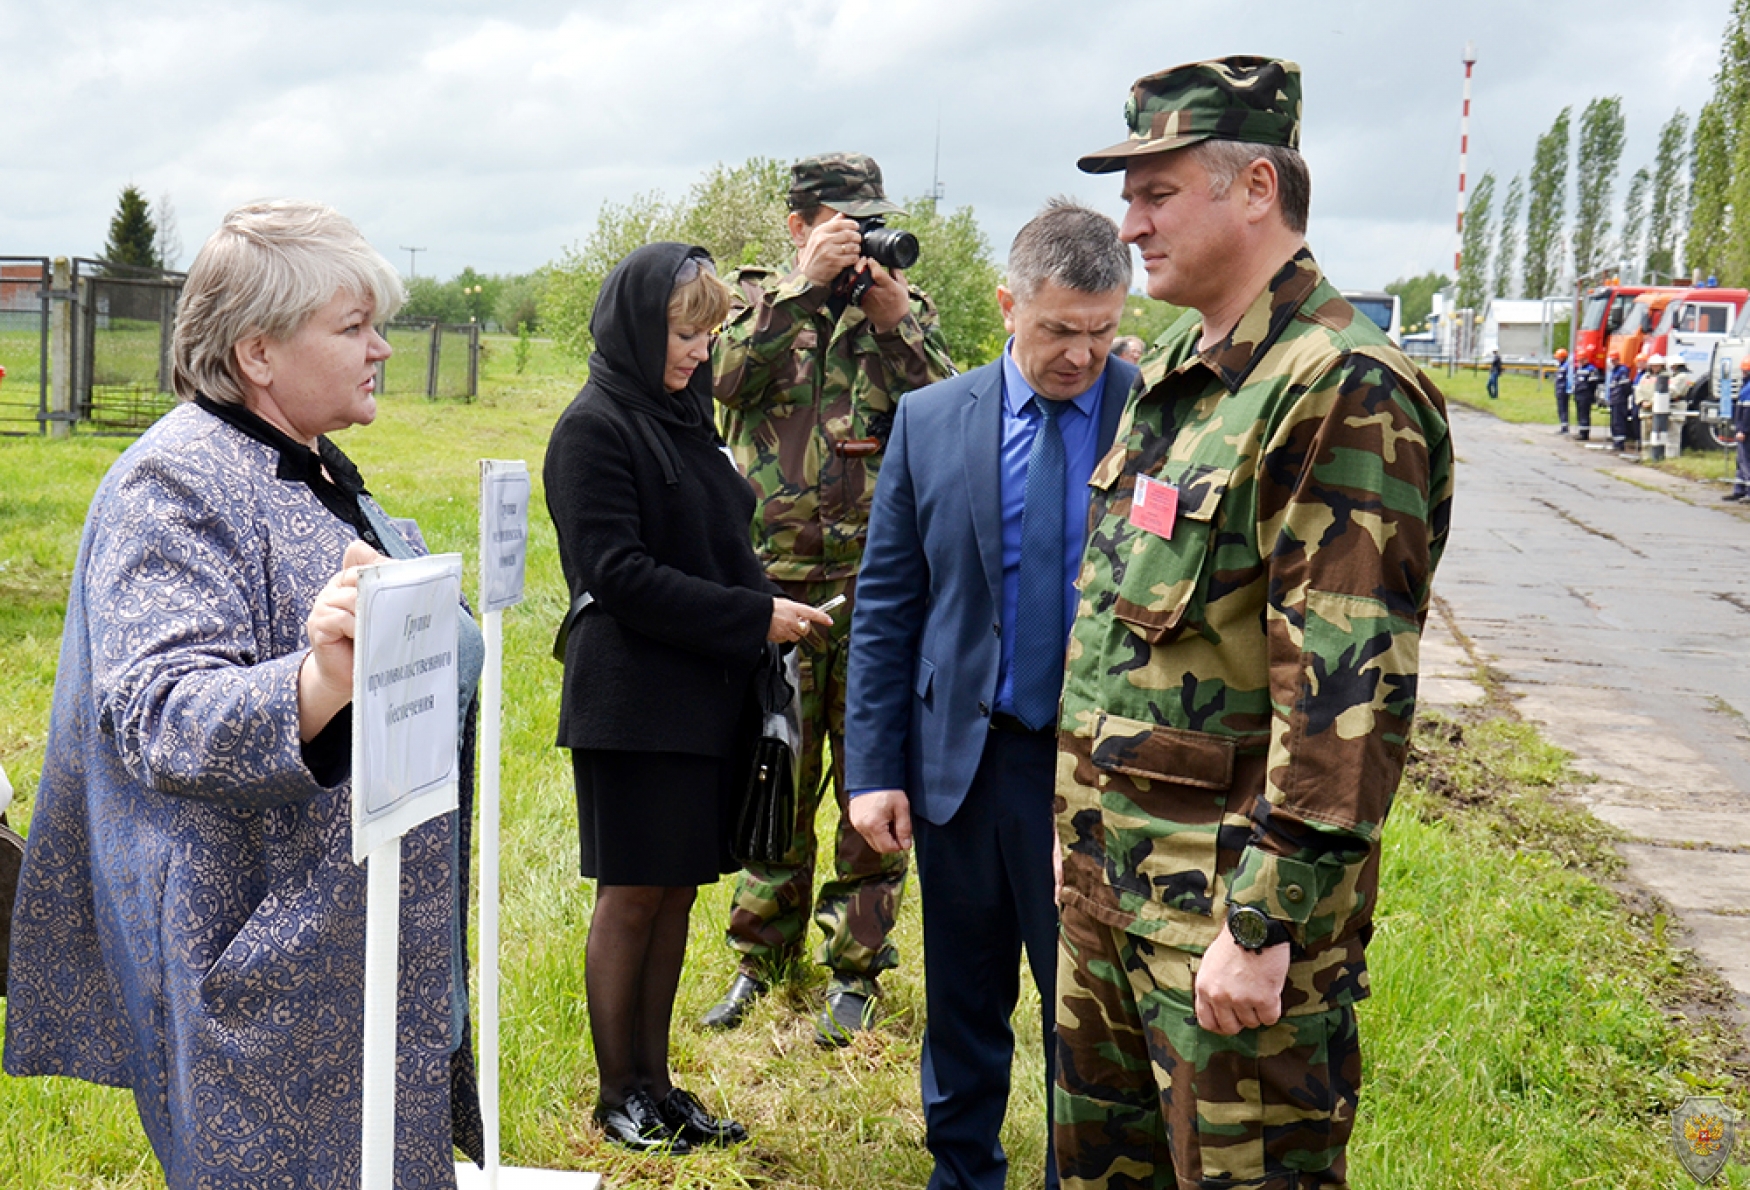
[1482,297,1568,361]
[0,262,46,331]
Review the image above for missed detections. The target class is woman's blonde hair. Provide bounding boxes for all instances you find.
[172,199,405,405]
[668,263,732,333]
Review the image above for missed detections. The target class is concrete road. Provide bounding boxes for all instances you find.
[1425,404,1750,1018]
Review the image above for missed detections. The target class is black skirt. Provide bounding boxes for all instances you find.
[572,749,738,886]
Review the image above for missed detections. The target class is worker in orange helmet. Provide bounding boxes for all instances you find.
[1572,349,1603,441]
[1553,348,1572,434]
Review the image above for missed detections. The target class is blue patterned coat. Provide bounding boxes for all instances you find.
[5,403,478,1188]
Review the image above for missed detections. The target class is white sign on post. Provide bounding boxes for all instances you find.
[480,461,530,614]
[460,463,599,1190]
[352,555,464,862]
[351,554,463,1190]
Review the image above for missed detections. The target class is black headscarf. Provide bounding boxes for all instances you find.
[587,241,718,484]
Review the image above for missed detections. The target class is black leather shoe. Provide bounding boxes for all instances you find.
[814,988,875,1047]
[594,1090,692,1154]
[701,972,767,1031]
[660,1086,748,1146]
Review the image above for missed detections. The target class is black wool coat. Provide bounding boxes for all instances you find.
[545,242,775,758]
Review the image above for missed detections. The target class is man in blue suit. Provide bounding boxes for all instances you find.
[846,199,1137,1190]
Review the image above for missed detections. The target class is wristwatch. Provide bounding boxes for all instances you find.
[1227,905,1291,953]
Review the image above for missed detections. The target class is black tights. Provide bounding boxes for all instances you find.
[587,884,697,1108]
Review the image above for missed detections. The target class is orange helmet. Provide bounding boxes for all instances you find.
[1738,355,1750,374]
[1554,348,1568,361]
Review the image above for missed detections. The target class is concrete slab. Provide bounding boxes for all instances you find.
[1618,843,1750,915]
[1418,603,1488,710]
[1593,805,1750,850]
[1666,913,1750,1022]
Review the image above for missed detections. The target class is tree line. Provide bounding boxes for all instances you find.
[535,157,1013,370]
[1397,1,1750,322]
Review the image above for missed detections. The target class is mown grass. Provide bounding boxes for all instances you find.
[0,336,1745,1186]
[1437,363,1577,426]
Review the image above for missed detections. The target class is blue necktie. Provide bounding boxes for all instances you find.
[1013,397,1066,731]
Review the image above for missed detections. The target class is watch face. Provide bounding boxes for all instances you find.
[1230,907,1271,951]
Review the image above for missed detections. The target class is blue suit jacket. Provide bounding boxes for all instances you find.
[845,353,1137,825]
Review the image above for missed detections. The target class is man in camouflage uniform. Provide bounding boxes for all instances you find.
[1054,59,1454,1188]
[709,152,956,1044]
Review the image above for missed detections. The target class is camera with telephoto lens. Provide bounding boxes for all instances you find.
[832,216,921,306]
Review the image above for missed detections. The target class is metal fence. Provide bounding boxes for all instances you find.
[74,258,184,434]
[0,257,50,435]
[379,321,480,401]
[0,258,477,434]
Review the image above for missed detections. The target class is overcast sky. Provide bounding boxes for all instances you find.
[1,0,1731,292]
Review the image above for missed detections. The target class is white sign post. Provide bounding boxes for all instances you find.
[353,554,464,1190]
[458,461,599,1190]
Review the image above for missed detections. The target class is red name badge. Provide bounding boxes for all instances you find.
[1129,474,1180,539]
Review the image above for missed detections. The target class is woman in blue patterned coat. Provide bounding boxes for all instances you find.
[4,200,483,1188]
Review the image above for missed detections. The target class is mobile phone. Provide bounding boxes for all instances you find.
[816,594,847,615]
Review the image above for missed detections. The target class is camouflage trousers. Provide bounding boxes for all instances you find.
[1054,901,1358,1189]
[725,577,906,995]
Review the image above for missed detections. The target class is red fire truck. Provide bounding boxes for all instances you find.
[1576,285,1660,363]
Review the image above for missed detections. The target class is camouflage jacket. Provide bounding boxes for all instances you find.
[1056,250,1454,1014]
[714,264,956,583]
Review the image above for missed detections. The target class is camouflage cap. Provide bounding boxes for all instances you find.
[788,152,905,217]
[1077,56,1302,174]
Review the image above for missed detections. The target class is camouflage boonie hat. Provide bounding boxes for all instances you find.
[1078,56,1301,174]
[788,152,905,217]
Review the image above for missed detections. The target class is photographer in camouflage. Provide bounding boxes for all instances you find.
[1055,59,1453,1188]
[708,153,955,1044]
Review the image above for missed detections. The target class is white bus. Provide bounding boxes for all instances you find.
[1341,290,1402,346]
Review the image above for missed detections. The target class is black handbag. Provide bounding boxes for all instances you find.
[731,644,802,866]
[0,764,21,997]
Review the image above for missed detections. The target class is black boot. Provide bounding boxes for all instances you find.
[594,1090,692,1153]
[660,1087,748,1146]
[701,972,767,1031]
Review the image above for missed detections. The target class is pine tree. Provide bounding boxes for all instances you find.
[1620,169,1649,284]
[101,185,161,271]
[1647,109,1690,282]
[1523,108,1572,297]
[1572,97,1626,284]
[1457,172,1494,310]
[1688,101,1731,282]
[1495,175,1523,300]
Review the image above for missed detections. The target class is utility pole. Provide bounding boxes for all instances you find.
[1453,42,1478,365]
[1455,42,1476,277]
[400,245,426,280]
[931,118,946,203]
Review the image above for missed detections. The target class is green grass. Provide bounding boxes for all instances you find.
[0,327,45,389]
[1357,715,1750,1187]
[0,343,1745,1186]
[90,324,165,389]
[1652,448,1736,485]
[1436,363,1573,425]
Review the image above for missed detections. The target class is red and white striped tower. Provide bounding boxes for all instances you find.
[1455,42,1477,273]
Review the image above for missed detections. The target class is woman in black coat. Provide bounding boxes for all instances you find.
[544,242,830,1153]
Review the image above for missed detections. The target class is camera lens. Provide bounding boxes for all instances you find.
[860,226,920,271]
